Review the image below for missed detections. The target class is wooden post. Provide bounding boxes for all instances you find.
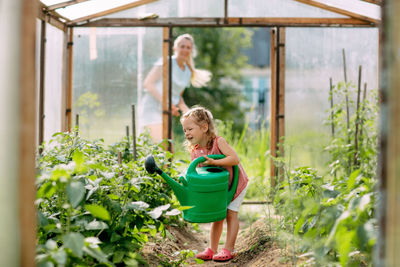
[162,27,173,152]
[162,27,169,142]
[20,0,38,266]
[379,0,400,265]
[277,27,286,171]
[270,28,277,187]
[270,27,286,187]
[66,27,74,131]
[39,20,46,147]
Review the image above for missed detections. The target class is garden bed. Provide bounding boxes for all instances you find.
[142,218,297,267]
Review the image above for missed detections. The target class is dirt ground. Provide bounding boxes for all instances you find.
[141,217,299,267]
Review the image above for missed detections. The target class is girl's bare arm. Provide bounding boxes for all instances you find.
[203,137,240,166]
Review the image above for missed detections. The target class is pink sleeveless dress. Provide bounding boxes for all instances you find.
[190,136,248,200]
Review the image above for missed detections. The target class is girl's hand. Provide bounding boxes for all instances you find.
[203,156,215,166]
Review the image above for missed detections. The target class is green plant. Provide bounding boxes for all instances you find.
[272,81,378,266]
[36,131,185,266]
[158,249,203,266]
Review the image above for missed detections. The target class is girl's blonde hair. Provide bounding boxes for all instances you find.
[174,34,212,88]
[180,106,217,150]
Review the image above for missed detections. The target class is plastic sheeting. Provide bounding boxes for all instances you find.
[44,23,64,142]
[72,27,162,143]
[229,0,347,18]
[284,27,379,170]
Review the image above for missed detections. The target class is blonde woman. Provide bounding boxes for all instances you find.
[138,33,211,142]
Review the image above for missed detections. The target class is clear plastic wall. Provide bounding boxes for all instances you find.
[285,28,379,171]
[106,0,224,18]
[229,0,346,18]
[73,27,162,143]
[44,23,64,142]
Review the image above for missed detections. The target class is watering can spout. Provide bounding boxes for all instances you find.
[145,156,188,206]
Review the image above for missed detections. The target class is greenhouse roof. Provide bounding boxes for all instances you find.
[39,0,381,30]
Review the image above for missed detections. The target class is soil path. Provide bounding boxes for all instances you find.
[142,205,299,266]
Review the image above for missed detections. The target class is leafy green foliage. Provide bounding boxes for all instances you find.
[325,81,378,178]
[158,249,203,266]
[36,132,185,266]
[272,82,378,266]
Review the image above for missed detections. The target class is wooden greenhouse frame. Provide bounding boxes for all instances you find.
[5,0,400,266]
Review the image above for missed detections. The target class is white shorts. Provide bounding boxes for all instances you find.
[227,185,248,212]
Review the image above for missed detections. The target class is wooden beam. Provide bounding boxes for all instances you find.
[293,0,380,24]
[69,0,159,24]
[38,2,67,31]
[74,17,375,27]
[361,0,382,5]
[19,0,38,265]
[47,0,90,11]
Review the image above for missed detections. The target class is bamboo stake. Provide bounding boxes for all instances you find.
[118,151,122,176]
[126,125,130,144]
[75,114,79,136]
[359,83,368,148]
[342,48,352,173]
[329,77,335,137]
[131,105,137,161]
[354,66,362,166]
[342,48,350,130]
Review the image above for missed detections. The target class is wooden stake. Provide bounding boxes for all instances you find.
[342,48,350,130]
[126,125,130,143]
[359,83,368,144]
[354,66,362,166]
[329,77,335,137]
[131,105,137,161]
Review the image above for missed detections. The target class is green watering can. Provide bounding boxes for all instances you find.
[145,154,239,223]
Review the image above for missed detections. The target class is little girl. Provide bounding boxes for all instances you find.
[180,106,248,262]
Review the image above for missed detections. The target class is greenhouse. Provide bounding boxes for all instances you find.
[2,0,400,266]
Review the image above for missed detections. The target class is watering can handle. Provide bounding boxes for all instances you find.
[187,154,226,174]
[187,154,240,204]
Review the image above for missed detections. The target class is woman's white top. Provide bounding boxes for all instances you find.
[138,55,192,127]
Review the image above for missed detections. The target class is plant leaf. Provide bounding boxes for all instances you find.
[127,201,149,211]
[50,249,67,265]
[148,204,170,219]
[85,204,111,221]
[67,181,85,208]
[83,246,109,263]
[85,220,109,230]
[165,209,181,216]
[63,232,84,258]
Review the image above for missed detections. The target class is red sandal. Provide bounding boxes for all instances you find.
[196,248,214,261]
[213,248,234,262]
